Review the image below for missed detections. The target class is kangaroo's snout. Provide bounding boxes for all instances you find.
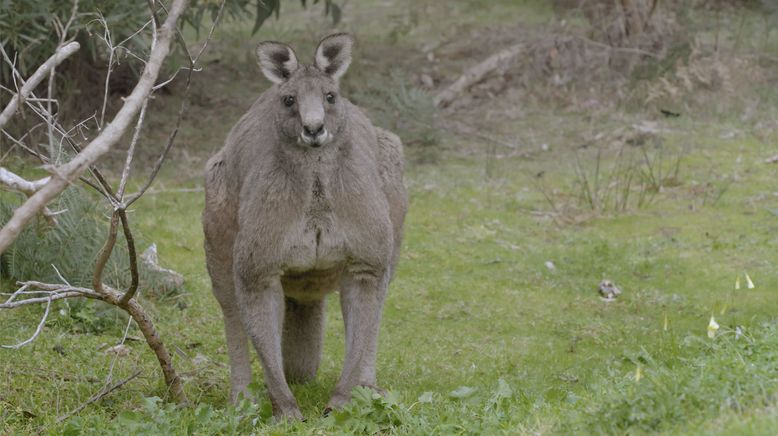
[300,120,330,147]
[297,91,331,147]
[303,123,324,139]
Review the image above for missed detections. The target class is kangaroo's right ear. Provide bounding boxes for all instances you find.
[255,41,299,84]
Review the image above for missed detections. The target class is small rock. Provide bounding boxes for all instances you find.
[541,143,550,151]
[142,243,185,292]
[420,73,434,89]
[545,261,556,270]
[598,279,621,301]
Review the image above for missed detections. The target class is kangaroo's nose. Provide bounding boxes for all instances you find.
[304,123,324,137]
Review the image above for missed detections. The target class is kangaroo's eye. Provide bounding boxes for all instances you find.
[283,95,295,107]
[325,92,336,104]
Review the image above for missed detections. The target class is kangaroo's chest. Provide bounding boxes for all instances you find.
[282,174,348,273]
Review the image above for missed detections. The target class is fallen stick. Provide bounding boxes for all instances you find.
[56,369,142,423]
[434,43,524,108]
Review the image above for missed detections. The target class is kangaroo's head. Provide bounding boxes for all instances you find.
[256,33,354,148]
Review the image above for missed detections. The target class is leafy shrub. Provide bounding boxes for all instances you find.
[0,1,149,85]
[0,187,126,288]
[0,186,177,333]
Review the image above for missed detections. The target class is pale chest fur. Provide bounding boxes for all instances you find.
[282,171,348,274]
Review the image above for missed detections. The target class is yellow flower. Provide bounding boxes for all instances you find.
[707,316,719,339]
[745,273,755,289]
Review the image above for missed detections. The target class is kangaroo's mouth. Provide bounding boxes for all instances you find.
[299,129,331,148]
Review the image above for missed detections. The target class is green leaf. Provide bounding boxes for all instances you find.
[252,0,278,35]
[331,3,342,25]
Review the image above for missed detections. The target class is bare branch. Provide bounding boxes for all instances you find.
[0,167,50,194]
[92,212,120,295]
[1,296,52,349]
[0,0,189,255]
[117,211,139,305]
[0,41,80,131]
[0,167,58,225]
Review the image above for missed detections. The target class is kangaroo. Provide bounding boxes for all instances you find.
[202,33,407,420]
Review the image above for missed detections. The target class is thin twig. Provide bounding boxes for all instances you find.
[56,369,142,423]
[0,42,80,131]
[571,34,661,59]
[116,98,149,199]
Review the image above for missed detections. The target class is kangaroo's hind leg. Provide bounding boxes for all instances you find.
[282,297,326,384]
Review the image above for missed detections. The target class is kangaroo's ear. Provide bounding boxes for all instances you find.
[314,33,354,81]
[256,41,299,84]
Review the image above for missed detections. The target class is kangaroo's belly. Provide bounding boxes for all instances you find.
[280,213,347,301]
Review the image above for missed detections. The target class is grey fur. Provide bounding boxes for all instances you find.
[202,33,407,420]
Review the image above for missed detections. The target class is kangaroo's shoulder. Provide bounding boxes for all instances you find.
[343,100,375,135]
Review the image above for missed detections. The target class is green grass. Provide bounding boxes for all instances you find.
[4,0,778,434]
[4,124,778,434]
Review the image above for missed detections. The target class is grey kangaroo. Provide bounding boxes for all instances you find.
[202,33,407,420]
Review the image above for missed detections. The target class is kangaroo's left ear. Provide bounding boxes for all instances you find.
[314,33,354,81]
